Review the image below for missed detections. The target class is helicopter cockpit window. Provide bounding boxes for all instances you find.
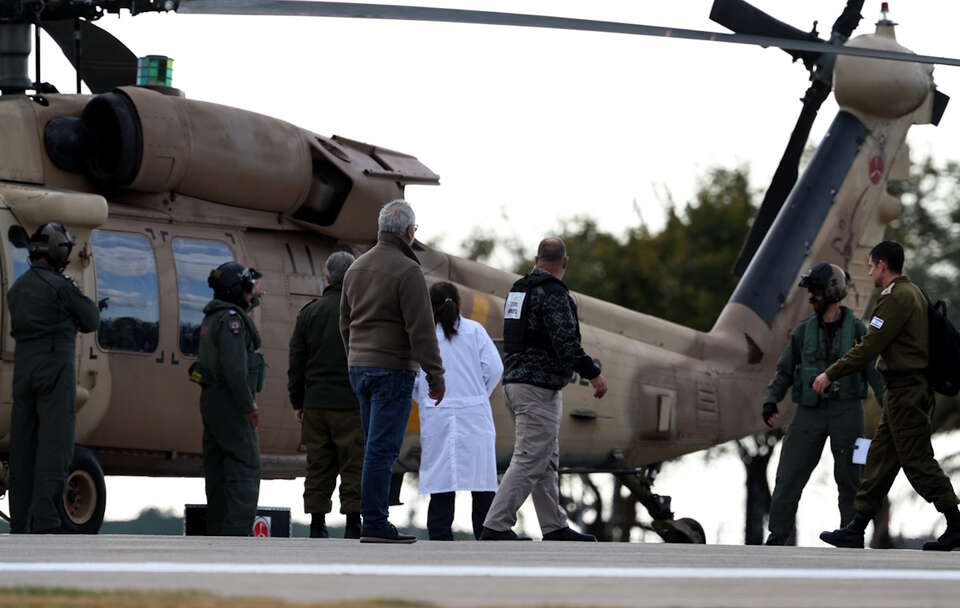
[90,230,160,354]
[173,238,235,357]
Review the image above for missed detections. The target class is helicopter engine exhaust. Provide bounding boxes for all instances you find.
[45,86,314,213]
[43,86,439,241]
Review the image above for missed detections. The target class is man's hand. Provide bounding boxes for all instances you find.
[294,409,303,424]
[812,372,832,395]
[590,374,608,399]
[762,402,779,428]
[245,410,260,427]
[429,385,445,406]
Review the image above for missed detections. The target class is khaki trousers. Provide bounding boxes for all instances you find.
[301,407,364,514]
[854,375,958,516]
[483,383,567,534]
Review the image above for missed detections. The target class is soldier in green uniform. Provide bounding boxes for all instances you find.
[189,262,266,536]
[288,251,363,539]
[817,241,960,551]
[7,223,99,533]
[761,263,885,546]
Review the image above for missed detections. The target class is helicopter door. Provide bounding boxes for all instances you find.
[0,207,28,448]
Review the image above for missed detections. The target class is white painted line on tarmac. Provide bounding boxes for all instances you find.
[2,562,960,581]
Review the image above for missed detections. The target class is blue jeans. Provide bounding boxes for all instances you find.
[348,366,416,529]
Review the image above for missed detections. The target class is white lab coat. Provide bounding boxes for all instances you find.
[413,316,503,495]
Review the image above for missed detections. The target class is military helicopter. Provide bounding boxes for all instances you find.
[0,0,956,540]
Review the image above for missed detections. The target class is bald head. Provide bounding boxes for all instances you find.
[534,237,568,279]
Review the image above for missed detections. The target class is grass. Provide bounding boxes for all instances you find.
[0,588,435,608]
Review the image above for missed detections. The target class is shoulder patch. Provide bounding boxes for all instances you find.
[228,309,238,316]
[870,316,885,330]
[880,283,895,296]
[229,319,242,335]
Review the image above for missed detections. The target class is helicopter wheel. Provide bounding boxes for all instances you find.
[58,446,106,534]
[652,516,706,544]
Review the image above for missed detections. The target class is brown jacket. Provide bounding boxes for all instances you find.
[340,232,444,391]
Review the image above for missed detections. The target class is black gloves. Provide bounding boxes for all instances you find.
[762,402,779,428]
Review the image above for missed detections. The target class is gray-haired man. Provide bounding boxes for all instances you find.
[289,251,363,539]
[340,200,445,543]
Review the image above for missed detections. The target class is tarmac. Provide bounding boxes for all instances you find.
[0,535,959,607]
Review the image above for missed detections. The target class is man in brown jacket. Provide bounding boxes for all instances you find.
[341,199,445,543]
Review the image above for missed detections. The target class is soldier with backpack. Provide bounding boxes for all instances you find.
[815,241,960,551]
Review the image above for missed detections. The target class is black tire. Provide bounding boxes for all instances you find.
[678,517,706,544]
[58,446,106,534]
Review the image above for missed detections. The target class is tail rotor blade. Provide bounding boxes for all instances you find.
[709,0,820,67]
[733,81,831,276]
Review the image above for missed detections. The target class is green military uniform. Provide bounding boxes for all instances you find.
[7,264,99,533]
[826,276,959,516]
[764,306,885,540]
[192,299,265,536]
[288,284,363,516]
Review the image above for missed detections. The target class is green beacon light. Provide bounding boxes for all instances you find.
[137,55,174,87]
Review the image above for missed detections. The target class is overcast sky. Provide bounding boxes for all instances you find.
[7,1,960,540]
[30,0,960,257]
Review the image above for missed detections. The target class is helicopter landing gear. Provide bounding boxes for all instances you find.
[617,465,706,544]
[58,446,106,534]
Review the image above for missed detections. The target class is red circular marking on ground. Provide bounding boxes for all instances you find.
[869,155,885,185]
[253,518,270,537]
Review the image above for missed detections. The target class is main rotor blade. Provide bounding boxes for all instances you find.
[176,1,960,67]
[42,19,137,93]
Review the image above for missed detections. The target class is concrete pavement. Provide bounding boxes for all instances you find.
[0,535,958,606]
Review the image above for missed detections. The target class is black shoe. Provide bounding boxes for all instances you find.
[344,512,361,539]
[542,527,597,542]
[922,524,960,551]
[479,526,531,541]
[360,522,417,544]
[309,515,329,539]
[764,532,795,546]
[819,525,865,549]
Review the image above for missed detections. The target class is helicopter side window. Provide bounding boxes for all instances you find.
[8,242,29,281]
[90,230,160,354]
[173,238,235,357]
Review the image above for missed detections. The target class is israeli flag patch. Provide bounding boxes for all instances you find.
[504,292,526,319]
[870,316,885,329]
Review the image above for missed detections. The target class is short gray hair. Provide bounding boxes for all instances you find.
[378,199,416,234]
[324,251,355,286]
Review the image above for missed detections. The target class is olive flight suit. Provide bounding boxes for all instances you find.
[826,276,959,517]
[763,306,885,541]
[288,284,363,517]
[7,264,99,533]
[190,299,266,536]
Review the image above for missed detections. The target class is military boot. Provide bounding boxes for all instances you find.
[922,506,960,551]
[309,514,329,539]
[344,512,361,539]
[819,512,868,549]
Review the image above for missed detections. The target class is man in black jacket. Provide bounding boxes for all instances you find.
[480,237,607,541]
[288,251,363,539]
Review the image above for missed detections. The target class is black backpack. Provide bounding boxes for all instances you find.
[923,290,960,396]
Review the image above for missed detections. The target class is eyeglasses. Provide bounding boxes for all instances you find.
[411,224,419,233]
